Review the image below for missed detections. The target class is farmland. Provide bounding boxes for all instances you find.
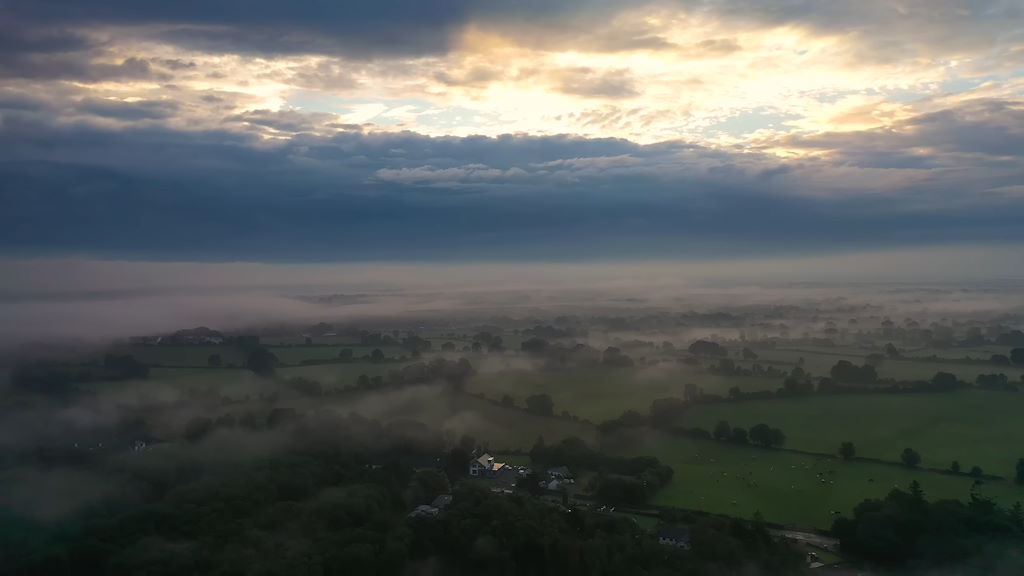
[677,389,1024,474]
[748,345,1024,383]
[11,301,1024,541]
[612,429,1024,529]
[466,363,781,422]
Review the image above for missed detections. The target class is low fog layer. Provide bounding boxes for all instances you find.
[2,246,1024,346]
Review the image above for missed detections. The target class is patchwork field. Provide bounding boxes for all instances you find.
[619,430,1024,529]
[325,387,597,451]
[466,363,783,422]
[82,341,1024,532]
[677,390,1024,475]
[747,346,1024,382]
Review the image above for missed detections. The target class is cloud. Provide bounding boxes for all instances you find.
[554,67,639,99]
[0,96,1022,261]
[76,98,180,121]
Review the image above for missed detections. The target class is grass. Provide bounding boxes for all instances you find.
[677,389,1024,475]
[324,388,597,451]
[614,429,1024,530]
[466,363,782,422]
[748,346,1024,383]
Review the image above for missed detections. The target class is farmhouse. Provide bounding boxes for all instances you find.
[469,454,504,477]
[468,454,519,487]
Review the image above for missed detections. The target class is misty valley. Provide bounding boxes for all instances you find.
[3,282,1024,575]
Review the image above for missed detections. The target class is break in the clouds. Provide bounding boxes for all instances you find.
[0,0,1022,261]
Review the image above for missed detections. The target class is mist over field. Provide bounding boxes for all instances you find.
[3,247,1023,347]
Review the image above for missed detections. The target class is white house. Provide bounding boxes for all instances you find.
[468,453,505,475]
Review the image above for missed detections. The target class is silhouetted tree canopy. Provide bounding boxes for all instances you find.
[688,340,728,357]
[246,347,278,377]
[901,447,922,468]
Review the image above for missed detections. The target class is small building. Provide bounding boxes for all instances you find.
[657,526,691,549]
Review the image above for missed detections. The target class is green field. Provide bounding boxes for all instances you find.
[749,346,1024,382]
[324,387,597,451]
[617,430,1024,529]
[678,390,1024,475]
[466,363,783,422]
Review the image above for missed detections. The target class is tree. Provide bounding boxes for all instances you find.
[207,353,222,367]
[930,371,960,390]
[728,386,742,399]
[370,348,385,363]
[441,341,456,352]
[525,394,554,417]
[742,348,758,360]
[407,469,450,506]
[246,347,278,378]
[830,360,878,384]
[991,354,1011,366]
[768,427,785,448]
[648,397,686,428]
[839,441,856,460]
[520,338,550,354]
[1016,458,1024,485]
[1011,348,1024,365]
[976,373,1013,390]
[750,423,773,447]
[602,346,634,367]
[730,427,749,444]
[688,340,728,357]
[713,420,732,440]
[884,342,901,358]
[901,448,921,468]
[500,394,515,408]
[338,348,354,360]
[970,465,984,478]
[951,460,961,473]
[909,480,924,501]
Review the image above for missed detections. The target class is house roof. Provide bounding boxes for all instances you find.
[471,453,494,466]
[431,494,453,508]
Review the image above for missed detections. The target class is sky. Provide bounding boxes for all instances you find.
[1,0,1023,262]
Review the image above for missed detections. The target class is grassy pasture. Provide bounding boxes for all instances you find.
[324,387,597,451]
[749,346,1024,383]
[465,363,783,422]
[617,430,1024,529]
[677,389,1024,474]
